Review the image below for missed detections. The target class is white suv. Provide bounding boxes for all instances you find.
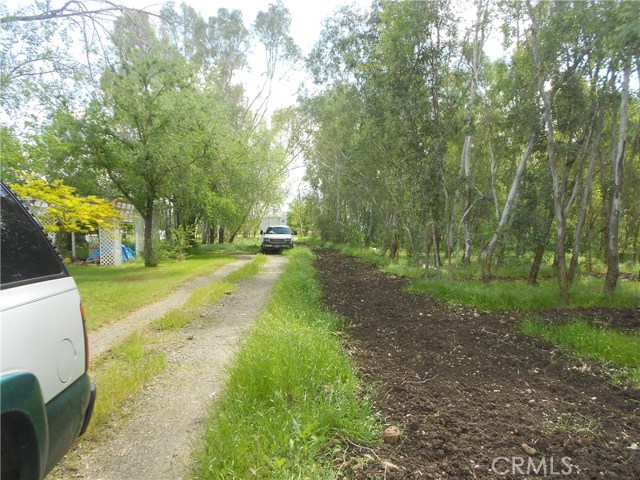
[1,181,96,479]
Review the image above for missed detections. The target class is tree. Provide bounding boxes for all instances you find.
[604,65,630,293]
[84,12,216,266]
[1,1,160,120]
[9,175,120,246]
[459,0,489,264]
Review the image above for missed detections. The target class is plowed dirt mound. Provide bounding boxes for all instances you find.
[315,249,640,479]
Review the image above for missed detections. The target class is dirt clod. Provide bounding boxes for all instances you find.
[382,461,400,472]
[382,426,402,444]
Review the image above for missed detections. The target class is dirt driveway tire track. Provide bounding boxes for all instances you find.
[73,254,288,480]
[89,255,256,359]
[314,249,640,479]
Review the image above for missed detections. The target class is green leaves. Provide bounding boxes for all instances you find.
[9,174,120,234]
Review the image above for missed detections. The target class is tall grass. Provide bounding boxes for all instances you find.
[69,254,235,330]
[193,248,378,479]
[520,316,640,387]
[408,276,639,310]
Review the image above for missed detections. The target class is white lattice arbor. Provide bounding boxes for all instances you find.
[96,201,142,266]
[98,225,123,266]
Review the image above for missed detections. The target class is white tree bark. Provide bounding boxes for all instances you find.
[527,0,569,302]
[461,0,488,264]
[482,132,536,281]
[604,65,630,293]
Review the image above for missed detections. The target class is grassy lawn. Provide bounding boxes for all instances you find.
[521,316,640,388]
[192,248,378,479]
[69,254,236,330]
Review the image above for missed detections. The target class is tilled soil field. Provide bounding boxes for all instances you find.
[314,249,640,479]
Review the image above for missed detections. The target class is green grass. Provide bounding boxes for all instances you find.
[407,276,639,310]
[225,253,268,283]
[192,247,378,479]
[152,255,268,331]
[520,316,640,388]
[85,334,167,440]
[194,238,261,255]
[69,254,236,330]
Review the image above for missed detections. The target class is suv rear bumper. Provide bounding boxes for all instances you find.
[79,382,96,436]
[44,373,95,475]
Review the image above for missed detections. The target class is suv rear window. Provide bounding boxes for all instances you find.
[1,183,65,287]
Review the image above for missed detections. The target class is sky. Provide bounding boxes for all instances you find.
[4,0,374,205]
[3,0,373,114]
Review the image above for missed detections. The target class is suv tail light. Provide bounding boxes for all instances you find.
[80,302,89,371]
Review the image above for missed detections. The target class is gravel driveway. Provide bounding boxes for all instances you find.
[68,254,288,480]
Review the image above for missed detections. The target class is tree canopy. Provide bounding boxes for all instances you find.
[300,0,639,299]
[2,0,296,266]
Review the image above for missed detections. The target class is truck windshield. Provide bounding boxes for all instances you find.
[266,226,290,234]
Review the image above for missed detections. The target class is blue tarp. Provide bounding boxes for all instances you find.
[87,245,135,262]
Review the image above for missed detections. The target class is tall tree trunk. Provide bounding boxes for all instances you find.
[433,224,442,269]
[461,1,487,264]
[209,224,217,244]
[482,132,536,282]
[488,134,501,221]
[604,65,630,294]
[142,194,158,267]
[218,226,225,244]
[423,224,432,269]
[365,208,374,248]
[527,0,569,303]
[569,110,604,283]
[462,135,472,264]
[528,205,554,285]
[528,244,546,286]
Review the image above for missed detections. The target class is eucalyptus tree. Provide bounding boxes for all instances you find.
[524,0,617,301]
[459,0,490,264]
[304,0,463,260]
[304,4,379,243]
[245,0,300,130]
[365,0,461,263]
[601,0,639,293]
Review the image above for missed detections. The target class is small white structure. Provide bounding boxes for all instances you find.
[96,201,142,266]
[98,226,123,266]
[23,196,143,266]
